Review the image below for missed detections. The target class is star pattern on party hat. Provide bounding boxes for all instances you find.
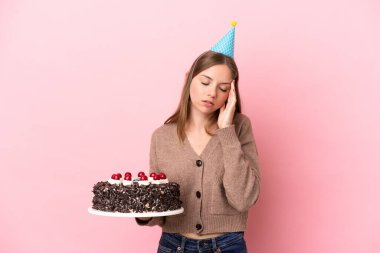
[210,21,237,58]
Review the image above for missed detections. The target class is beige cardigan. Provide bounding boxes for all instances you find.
[135,113,261,234]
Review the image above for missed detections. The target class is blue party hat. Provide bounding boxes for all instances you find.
[210,21,237,58]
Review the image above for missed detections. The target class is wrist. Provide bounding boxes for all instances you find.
[218,124,233,129]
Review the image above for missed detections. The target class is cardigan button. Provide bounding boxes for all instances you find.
[196,191,201,198]
[196,223,202,230]
[196,160,203,167]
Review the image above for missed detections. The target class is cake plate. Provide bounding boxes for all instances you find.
[88,207,184,217]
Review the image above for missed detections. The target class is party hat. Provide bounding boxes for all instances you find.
[210,21,237,58]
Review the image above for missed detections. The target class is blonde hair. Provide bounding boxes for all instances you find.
[164,51,242,143]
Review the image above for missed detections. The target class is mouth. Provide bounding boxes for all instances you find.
[202,100,214,105]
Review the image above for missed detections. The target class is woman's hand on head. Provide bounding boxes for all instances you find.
[218,80,236,129]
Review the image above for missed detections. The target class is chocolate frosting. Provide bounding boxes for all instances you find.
[92,181,182,213]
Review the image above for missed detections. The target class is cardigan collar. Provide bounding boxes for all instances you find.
[184,133,219,161]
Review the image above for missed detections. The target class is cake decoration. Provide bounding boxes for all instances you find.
[91,171,182,213]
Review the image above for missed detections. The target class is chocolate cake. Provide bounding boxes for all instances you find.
[91,171,182,213]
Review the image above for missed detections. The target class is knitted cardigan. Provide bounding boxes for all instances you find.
[135,113,261,234]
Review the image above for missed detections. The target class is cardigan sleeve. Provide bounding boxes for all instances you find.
[134,130,166,227]
[215,116,261,212]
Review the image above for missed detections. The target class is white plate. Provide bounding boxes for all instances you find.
[88,207,184,217]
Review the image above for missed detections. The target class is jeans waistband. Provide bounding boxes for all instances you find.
[161,232,244,251]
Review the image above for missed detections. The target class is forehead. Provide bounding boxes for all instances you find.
[197,64,233,82]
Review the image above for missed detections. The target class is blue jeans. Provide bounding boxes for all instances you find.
[157,232,247,253]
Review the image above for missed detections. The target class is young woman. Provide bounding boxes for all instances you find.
[135,50,261,253]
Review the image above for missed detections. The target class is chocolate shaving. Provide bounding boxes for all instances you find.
[91,182,182,213]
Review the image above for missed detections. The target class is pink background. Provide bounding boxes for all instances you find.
[0,0,379,252]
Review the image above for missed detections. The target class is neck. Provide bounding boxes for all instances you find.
[187,106,215,133]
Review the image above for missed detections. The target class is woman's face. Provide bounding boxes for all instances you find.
[189,64,233,115]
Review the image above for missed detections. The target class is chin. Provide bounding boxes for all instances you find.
[195,105,214,114]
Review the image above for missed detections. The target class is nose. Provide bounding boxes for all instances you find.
[207,86,216,98]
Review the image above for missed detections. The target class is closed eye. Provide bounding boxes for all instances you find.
[202,82,228,92]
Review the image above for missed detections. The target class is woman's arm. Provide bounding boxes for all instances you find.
[134,130,166,227]
[216,116,261,212]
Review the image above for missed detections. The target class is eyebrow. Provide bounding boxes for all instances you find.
[200,75,231,85]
